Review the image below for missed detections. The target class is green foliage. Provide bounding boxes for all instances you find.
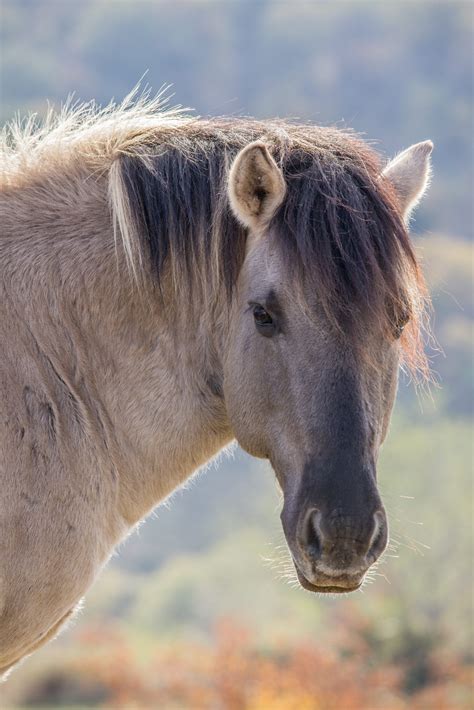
[398,234,473,418]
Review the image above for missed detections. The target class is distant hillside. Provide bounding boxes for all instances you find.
[2,0,473,239]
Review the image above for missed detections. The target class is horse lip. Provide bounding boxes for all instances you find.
[295,567,362,595]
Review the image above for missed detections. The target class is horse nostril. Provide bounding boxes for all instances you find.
[366,510,388,564]
[300,508,323,562]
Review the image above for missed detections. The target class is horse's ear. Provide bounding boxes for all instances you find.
[228,141,286,231]
[383,140,433,222]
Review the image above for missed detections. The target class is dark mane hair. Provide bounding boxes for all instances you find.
[112,117,428,375]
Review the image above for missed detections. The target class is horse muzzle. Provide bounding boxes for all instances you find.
[283,506,388,594]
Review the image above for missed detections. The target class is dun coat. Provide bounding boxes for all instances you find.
[0,93,432,675]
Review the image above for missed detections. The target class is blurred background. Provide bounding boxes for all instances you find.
[1,1,472,708]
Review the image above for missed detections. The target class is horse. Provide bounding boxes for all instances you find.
[0,94,432,676]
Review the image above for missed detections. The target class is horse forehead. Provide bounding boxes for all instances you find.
[243,238,287,288]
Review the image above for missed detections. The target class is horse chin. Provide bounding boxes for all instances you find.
[295,567,363,595]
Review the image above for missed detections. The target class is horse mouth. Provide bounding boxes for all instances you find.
[295,567,362,595]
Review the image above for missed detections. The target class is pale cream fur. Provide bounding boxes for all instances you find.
[0,98,233,675]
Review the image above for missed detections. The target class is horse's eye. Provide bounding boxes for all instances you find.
[253,305,274,334]
[253,305,273,325]
[394,314,410,339]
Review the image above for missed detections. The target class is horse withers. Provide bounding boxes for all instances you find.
[0,97,432,674]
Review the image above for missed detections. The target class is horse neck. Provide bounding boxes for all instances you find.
[98,294,233,525]
[1,166,234,525]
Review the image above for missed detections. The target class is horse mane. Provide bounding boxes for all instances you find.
[1,91,429,376]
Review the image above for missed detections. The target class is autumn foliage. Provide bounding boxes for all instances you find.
[12,615,472,710]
